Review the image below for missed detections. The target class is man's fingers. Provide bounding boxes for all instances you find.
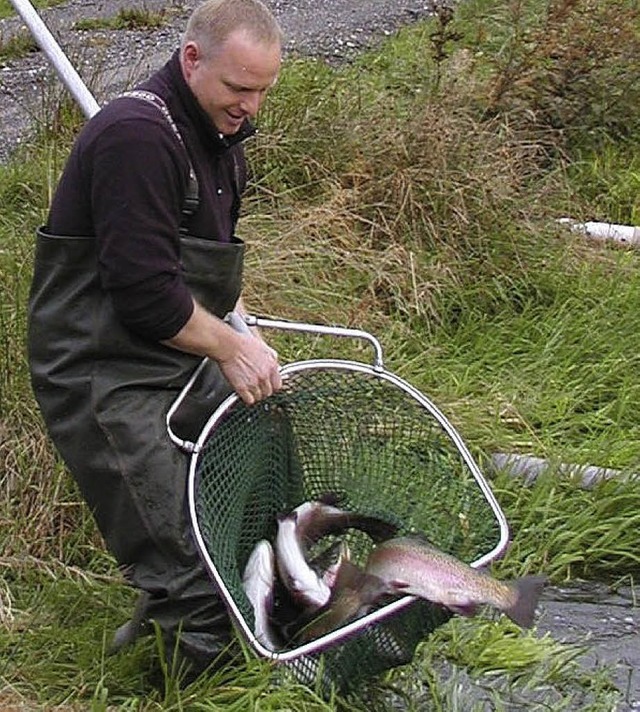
[238,386,256,406]
[238,378,274,406]
[270,368,282,392]
[220,336,282,405]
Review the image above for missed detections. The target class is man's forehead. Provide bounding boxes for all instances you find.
[216,36,281,86]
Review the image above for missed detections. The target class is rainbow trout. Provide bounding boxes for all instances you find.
[242,539,280,650]
[365,536,547,628]
[275,494,398,611]
[297,554,396,642]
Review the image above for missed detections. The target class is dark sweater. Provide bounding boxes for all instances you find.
[47,51,255,340]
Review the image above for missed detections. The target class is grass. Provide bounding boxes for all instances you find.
[0,0,65,19]
[565,142,640,225]
[1,0,640,708]
[73,7,170,32]
[0,28,38,62]
[495,472,640,580]
[0,565,336,710]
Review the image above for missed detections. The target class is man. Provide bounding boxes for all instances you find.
[27,0,283,679]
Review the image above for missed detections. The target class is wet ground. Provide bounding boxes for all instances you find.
[492,457,640,709]
[537,582,639,711]
[373,581,639,711]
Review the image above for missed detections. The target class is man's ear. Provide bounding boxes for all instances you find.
[181,41,200,78]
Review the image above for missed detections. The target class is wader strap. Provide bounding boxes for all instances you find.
[121,89,199,231]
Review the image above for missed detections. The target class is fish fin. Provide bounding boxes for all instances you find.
[388,579,411,593]
[319,541,351,588]
[331,558,391,601]
[504,575,548,628]
[331,558,365,592]
[317,491,343,507]
[447,604,478,617]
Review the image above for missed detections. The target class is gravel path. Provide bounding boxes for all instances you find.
[0,0,435,162]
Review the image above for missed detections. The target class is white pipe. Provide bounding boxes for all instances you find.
[491,452,635,489]
[8,0,101,119]
[558,218,640,247]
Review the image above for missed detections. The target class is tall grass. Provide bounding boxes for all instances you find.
[1,0,639,708]
[243,0,640,467]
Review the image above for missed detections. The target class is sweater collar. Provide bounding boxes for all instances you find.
[167,50,256,151]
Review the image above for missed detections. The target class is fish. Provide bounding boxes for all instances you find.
[267,540,347,638]
[320,540,351,590]
[296,553,400,642]
[275,509,332,610]
[289,493,399,547]
[242,539,281,650]
[365,535,547,628]
[274,494,399,611]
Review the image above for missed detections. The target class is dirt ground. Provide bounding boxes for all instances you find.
[0,0,437,161]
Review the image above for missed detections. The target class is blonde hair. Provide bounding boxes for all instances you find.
[182,0,282,57]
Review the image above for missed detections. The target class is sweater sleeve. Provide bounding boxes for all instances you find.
[86,115,195,340]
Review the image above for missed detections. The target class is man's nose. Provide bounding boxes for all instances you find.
[240,91,262,117]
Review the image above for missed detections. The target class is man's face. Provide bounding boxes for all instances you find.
[182,29,281,136]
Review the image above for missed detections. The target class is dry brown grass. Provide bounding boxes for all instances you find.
[244,91,563,344]
[0,415,105,564]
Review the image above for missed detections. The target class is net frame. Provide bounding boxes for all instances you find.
[172,317,510,664]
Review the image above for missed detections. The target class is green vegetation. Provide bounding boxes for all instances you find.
[0,27,38,61]
[1,0,639,708]
[0,0,65,19]
[73,7,169,32]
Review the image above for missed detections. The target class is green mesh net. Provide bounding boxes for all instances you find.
[190,363,503,694]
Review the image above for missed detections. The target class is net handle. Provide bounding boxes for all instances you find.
[166,312,249,452]
[167,313,384,452]
[243,314,385,368]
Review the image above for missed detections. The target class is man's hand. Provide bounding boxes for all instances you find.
[162,299,282,405]
[218,332,281,405]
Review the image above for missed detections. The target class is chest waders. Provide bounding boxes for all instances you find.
[27,93,243,672]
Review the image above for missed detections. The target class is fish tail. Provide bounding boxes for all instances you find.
[317,491,342,506]
[349,514,399,542]
[503,575,547,628]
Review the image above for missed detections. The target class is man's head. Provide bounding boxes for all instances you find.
[180,0,282,136]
